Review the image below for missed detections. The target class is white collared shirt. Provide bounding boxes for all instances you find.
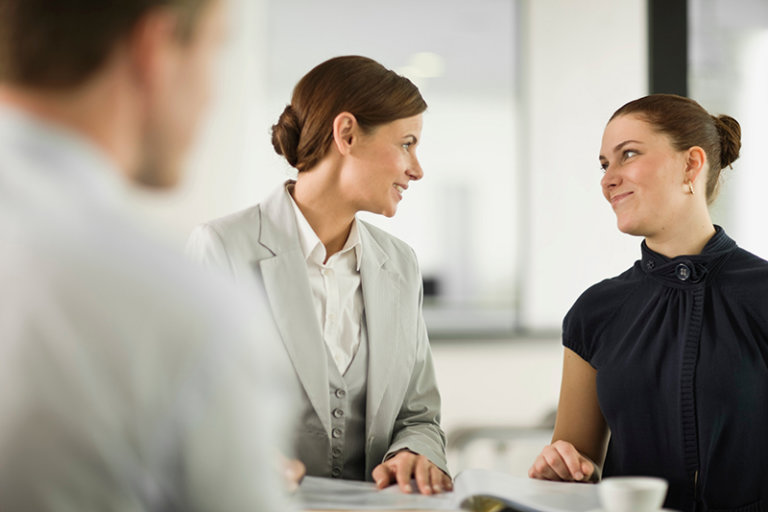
[288,187,364,375]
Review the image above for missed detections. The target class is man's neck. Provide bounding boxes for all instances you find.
[0,75,137,180]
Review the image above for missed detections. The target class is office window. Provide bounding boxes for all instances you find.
[689,0,768,259]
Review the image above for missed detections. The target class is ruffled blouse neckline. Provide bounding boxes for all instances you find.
[640,225,737,285]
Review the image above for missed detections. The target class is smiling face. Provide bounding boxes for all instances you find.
[599,114,694,238]
[342,114,424,217]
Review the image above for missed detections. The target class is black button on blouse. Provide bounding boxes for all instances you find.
[563,227,768,512]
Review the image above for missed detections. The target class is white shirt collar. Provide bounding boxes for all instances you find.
[286,183,363,271]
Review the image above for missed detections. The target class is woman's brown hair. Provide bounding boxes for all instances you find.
[610,94,741,204]
[271,55,427,172]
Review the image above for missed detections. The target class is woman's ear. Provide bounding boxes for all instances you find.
[332,112,358,156]
[684,146,707,186]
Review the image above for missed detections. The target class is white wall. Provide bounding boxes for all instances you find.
[689,0,768,261]
[731,31,768,258]
[432,337,562,474]
[520,0,648,329]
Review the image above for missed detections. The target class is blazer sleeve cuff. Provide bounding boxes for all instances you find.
[384,438,450,477]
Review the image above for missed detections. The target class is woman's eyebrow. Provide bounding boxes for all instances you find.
[614,139,642,152]
[601,139,643,160]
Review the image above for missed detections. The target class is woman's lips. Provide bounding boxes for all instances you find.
[610,191,633,207]
[393,183,406,200]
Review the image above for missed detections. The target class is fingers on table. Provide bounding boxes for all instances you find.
[372,463,395,489]
[394,453,417,493]
[400,454,452,495]
[432,464,453,492]
[373,452,451,495]
[529,441,591,482]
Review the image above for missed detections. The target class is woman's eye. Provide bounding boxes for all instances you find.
[600,162,609,172]
[623,149,638,160]
[402,142,412,151]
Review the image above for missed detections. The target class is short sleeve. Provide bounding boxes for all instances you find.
[561,270,638,369]
[561,295,596,365]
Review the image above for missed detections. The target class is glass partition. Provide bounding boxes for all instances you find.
[689,0,768,259]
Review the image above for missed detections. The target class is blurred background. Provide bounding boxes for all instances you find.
[129,0,768,475]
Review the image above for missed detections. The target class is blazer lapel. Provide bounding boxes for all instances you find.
[359,222,401,441]
[257,185,331,435]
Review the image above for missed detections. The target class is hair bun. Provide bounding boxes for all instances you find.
[714,114,741,169]
[271,105,301,167]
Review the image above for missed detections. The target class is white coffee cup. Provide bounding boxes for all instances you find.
[598,476,668,512]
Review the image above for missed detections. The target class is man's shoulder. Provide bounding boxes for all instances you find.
[23,203,260,349]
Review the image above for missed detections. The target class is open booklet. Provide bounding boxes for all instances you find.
[452,469,600,512]
[296,468,601,511]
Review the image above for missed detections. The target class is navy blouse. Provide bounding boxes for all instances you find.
[563,227,768,512]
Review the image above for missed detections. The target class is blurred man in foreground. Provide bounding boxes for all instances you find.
[0,0,291,510]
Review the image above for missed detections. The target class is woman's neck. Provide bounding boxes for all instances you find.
[292,168,356,261]
[645,218,716,258]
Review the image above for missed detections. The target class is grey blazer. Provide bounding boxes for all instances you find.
[185,183,448,479]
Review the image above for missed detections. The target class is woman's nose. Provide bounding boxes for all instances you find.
[407,157,424,181]
[600,164,620,190]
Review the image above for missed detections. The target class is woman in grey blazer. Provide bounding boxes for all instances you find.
[186,56,450,495]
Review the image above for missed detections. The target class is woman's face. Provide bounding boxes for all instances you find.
[599,114,690,237]
[343,114,424,217]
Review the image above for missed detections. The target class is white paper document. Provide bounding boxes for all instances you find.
[295,475,457,510]
[295,470,601,511]
[452,469,601,512]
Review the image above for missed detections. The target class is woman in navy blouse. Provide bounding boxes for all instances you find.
[529,94,768,512]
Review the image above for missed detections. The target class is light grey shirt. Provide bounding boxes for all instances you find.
[0,105,292,512]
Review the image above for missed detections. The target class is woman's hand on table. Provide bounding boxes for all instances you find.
[372,450,452,495]
[528,440,599,482]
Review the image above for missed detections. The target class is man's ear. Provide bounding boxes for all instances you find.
[125,8,180,105]
[332,112,359,156]
[685,145,707,186]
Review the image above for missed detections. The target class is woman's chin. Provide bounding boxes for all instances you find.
[362,203,397,218]
[616,218,644,237]
[380,203,399,218]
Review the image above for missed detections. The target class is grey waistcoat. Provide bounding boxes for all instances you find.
[326,329,368,480]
